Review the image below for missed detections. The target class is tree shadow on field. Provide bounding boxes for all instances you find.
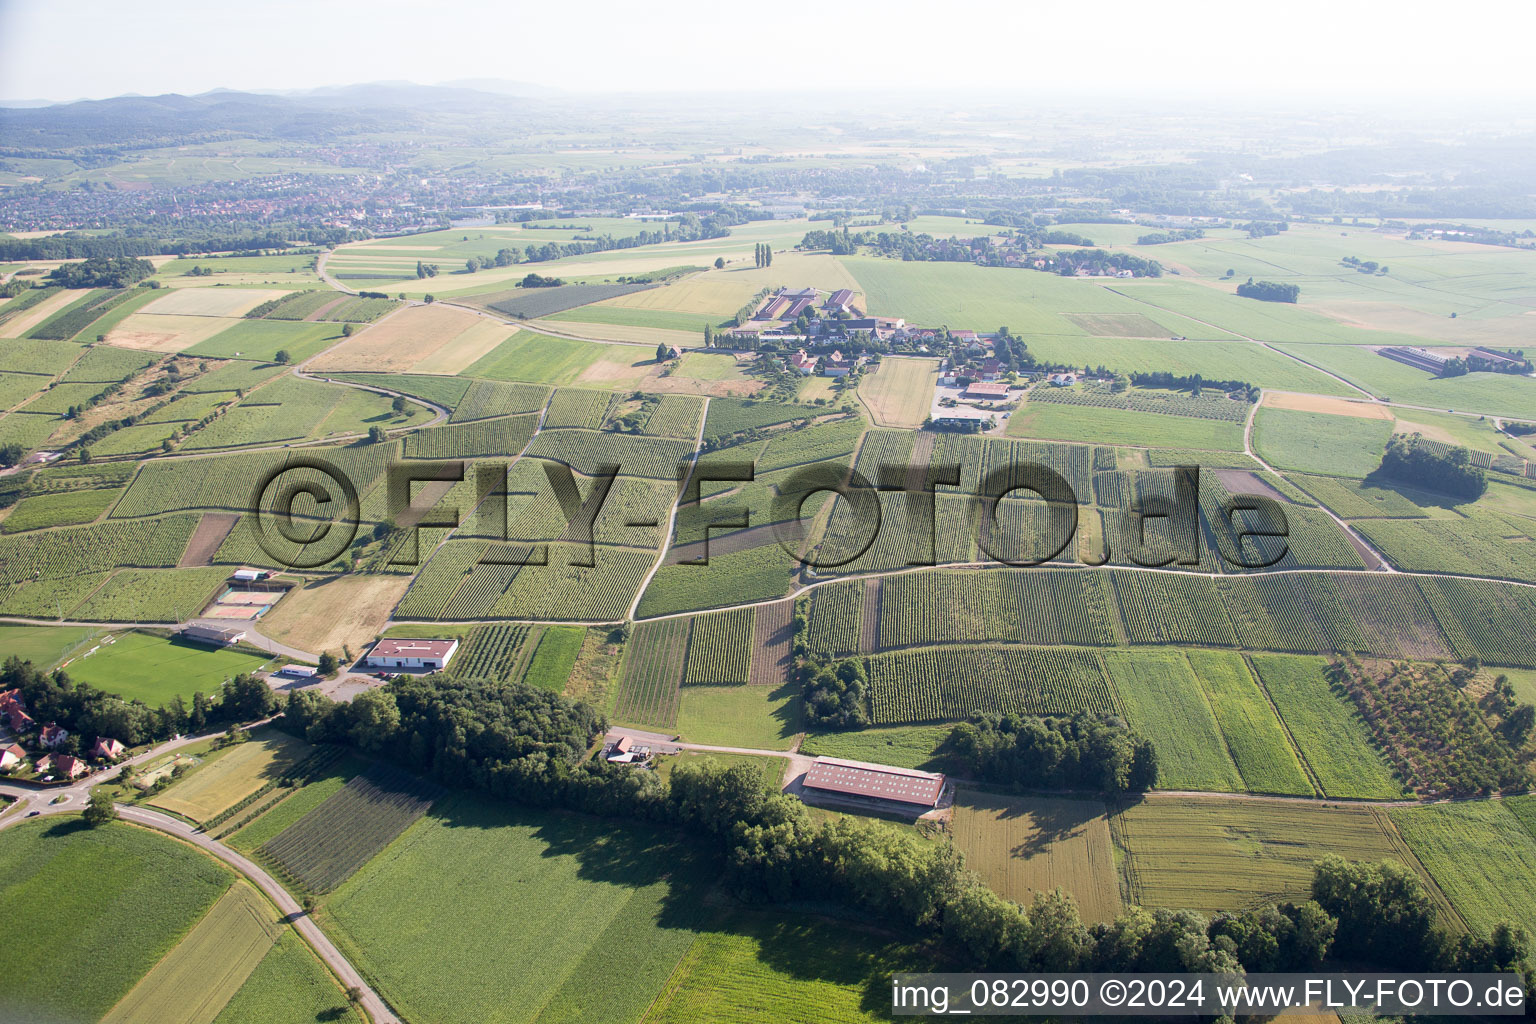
[965,791,1109,858]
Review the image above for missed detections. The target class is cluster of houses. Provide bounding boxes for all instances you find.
[0,688,125,783]
[788,347,867,378]
[730,286,911,347]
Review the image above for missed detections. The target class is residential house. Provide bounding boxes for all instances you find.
[0,743,25,770]
[39,723,68,749]
[789,349,819,375]
[6,707,33,733]
[91,737,125,761]
[52,754,86,779]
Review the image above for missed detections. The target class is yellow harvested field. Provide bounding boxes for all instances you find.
[149,730,312,822]
[1262,391,1393,419]
[952,792,1121,923]
[574,347,661,389]
[308,303,487,372]
[141,288,291,318]
[1,288,87,336]
[859,356,938,428]
[100,882,281,1024]
[410,318,515,374]
[1392,418,1464,445]
[352,244,443,251]
[258,574,411,655]
[106,313,244,352]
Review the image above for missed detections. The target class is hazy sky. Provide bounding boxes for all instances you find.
[1,0,1532,102]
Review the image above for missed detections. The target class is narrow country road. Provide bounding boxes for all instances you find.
[0,725,399,1024]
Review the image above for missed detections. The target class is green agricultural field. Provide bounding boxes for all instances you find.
[186,319,345,363]
[646,908,939,1024]
[1252,407,1394,477]
[1185,650,1312,796]
[323,795,717,1024]
[1390,801,1536,935]
[637,543,800,618]
[227,756,366,853]
[69,566,232,623]
[0,623,99,667]
[1247,654,1404,799]
[523,625,585,692]
[546,303,723,335]
[1355,508,1536,585]
[1116,797,1415,916]
[1008,398,1246,450]
[463,330,614,386]
[1102,649,1242,792]
[61,631,274,705]
[674,681,801,750]
[100,881,282,1024]
[0,820,234,1024]
[1276,344,1536,421]
[799,724,950,770]
[211,933,361,1024]
[1,486,121,532]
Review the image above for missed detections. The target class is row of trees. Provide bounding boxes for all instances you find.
[1376,433,1486,500]
[0,655,279,755]
[274,674,1530,983]
[47,256,155,288]
[947,713,1158,795]
[1235,278,1300,303]
[753,243,773,267]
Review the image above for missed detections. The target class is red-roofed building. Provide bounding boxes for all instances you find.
[801,756,946,811]
[0,743,25,770]
[91,737,125,761]
[365,638,459,671]
[51,754,87,779]
[39,723,68,749]
[964,381,1012,400]
[0,688,22,710]
[789,349,818,375]
[7,707,33,733]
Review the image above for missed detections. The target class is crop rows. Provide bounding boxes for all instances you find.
[0,286,61,327]
[1417,576,1536,667]
[683,606,755,684]
[0,336,80,375]
[479,281,655,320]
[328,372,472,409]
[449,380,549,423]
[58,343,156,383]
[259,290,338,320]
[1030,383,1253,422]
[1110,571,1238,646]
[542,389,613,429]
[442,550,534,620]
[753,417,864,474]
[395,540,486,618]
[877,569,1117,649]
[27,288,138,341]
[491,543,653,620]
[852,428,915,481]
[452,623,535,680]
[525,429,695,480]
[71,566,230,622]
[868,645,1115,724]
[642,395,705,439]
[0,513,199,583]
[613,618,688,728]
[701,397,822,442]
[115,445,394,518]
[318,297,400,322]
[261,765,443,893]
[817,491,973,575]
[404,413,538,459]
[804,580,864,658]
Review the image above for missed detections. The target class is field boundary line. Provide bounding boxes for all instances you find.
[627,397,708,620]
[1241,652,1324,798]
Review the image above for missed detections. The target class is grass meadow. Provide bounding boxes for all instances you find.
[0,623,98,666]
[1252,407,1394,477]
[523,625,586,692]
[210,932,361,1024]
[0,820,233,1023]
[799,724,951,770]
[62,631,275,705]
[1276,344,1536,421]
[673,680,802,750]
